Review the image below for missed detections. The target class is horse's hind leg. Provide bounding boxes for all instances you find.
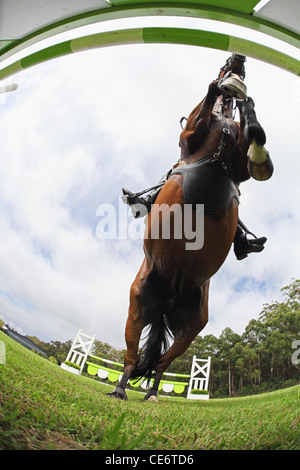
[143,333,200,401]
[237,97,273,181]
[107,262,147,400]
[144,281,209,401]
[238,97,266,146]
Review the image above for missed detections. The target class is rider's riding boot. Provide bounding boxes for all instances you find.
[233,222,267,260]
[237,97,266,146]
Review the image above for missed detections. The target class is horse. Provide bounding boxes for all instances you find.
[108,54,273,401]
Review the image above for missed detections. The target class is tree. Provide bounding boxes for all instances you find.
[92,339,125,363]
[218,328,242,395]
[233,343,260,392]
[254,279,300,384]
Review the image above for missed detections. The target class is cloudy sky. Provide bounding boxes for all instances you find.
[0,15,299,349]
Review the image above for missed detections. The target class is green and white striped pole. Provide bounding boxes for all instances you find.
[0,83,18,94]
[0,27,299,81]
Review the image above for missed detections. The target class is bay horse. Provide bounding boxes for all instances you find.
[108,54,273,401]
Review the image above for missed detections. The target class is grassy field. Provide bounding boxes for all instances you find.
[0,331,299,451]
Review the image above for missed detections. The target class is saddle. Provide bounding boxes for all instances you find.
[170,153,239,214]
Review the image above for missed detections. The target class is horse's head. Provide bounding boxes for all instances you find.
[218,54,246,80]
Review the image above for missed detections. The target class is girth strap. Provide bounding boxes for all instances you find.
[212,113,230,171]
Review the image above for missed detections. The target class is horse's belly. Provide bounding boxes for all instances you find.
[144,191,238,287]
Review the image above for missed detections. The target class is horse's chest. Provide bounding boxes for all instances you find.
[171,156,239,214]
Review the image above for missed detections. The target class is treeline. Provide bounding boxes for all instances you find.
[21,336,127,366]
[169,279,300,396]
[2,279,299,397]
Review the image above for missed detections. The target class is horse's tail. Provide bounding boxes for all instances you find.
[130,269,201,382]
[130,270,171,382]
[130,316,170,382]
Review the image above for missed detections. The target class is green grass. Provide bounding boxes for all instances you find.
[0,331,299,450]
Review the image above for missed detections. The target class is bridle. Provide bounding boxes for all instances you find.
[218,54,246,80]
[213,53,246,172]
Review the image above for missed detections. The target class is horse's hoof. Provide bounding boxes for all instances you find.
[144,389,158,401]
[218,73,247,100]
[147,395,158,402]
[106,391,128,400]
[106,387,128,400]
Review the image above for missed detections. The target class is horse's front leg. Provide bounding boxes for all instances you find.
[194,80,222,120]
[180,80,222,157]
[107,265,147,400]
[107,316,143,400]
[237,97,274,181]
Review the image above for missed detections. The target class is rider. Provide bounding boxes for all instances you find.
[121,70,268,261]
[122,176,266,261]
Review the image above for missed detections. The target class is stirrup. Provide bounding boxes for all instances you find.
[121,188,149,218]
[121,188,136,205]
[238,219,257,239]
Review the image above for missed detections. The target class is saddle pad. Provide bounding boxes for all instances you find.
[171,154,239,214]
